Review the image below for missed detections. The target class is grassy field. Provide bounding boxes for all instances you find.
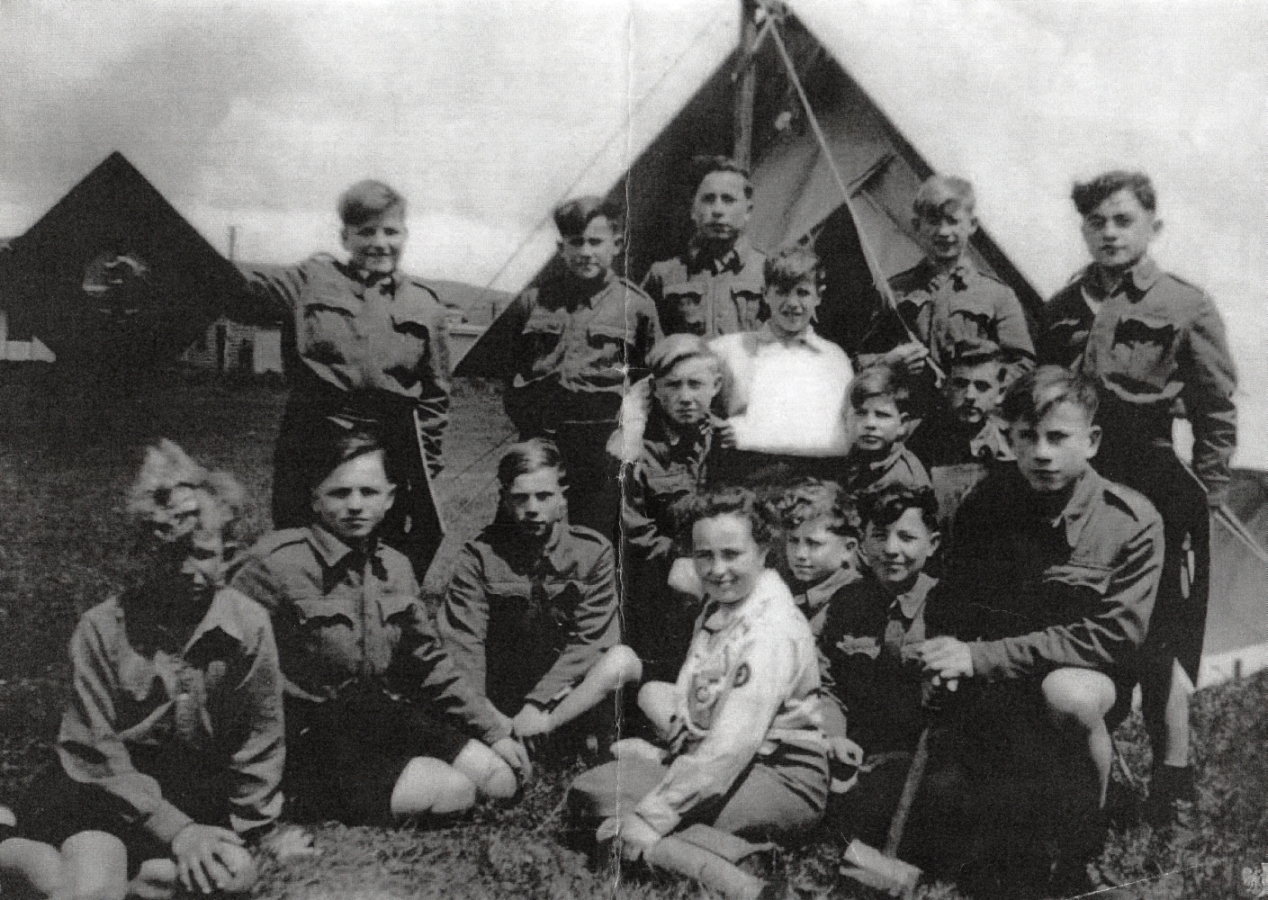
[1,368,1265,899]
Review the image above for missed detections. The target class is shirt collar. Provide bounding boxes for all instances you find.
[307,524,358,569]
[186,588,249,649]
[890,572,936,621]
[1048,468,1102,548]
[849,440,904,474]
[968,417,1014,462]
[797,566,856,615]
[907,258,975,300]
[754,322,822,350]
[688,236,749,275]
[1084,256,1160,300]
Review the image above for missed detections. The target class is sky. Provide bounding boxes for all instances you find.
[2,0,1265,462]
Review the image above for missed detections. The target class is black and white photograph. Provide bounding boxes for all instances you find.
[0,1,1264,897]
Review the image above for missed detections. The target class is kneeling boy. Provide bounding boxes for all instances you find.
[233,432,527,826]
[0,442,282,900]
[440,440,641,750]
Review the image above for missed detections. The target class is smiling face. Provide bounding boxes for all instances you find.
[690,171,752,246]
[766,277,821,338]
[862,507,939,591]
[654,356,721,429]
[785,519,857,587]
[1008,401,1100,496]
[692,512,766,606]
[1079,188,1161,272]
[341,209,407,276]
[851,396,907,454]
[312,451,395,544]
[503,466,568,541]
[913,202,976,267]
[560,215,621,282]
[947,360,1005,428]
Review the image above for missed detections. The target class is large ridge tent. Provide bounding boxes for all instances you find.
[457,0,1267,689]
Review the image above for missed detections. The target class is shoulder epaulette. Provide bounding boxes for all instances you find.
[248,527,311,557]
[567,523,615,551]
[1101,480,1158,523]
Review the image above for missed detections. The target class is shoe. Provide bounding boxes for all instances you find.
[1144,764,1196,829]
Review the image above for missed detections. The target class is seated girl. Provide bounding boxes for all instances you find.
[569,485,829,855]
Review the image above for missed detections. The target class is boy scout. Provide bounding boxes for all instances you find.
[233,433,527,826]
[621,335,728,680]
[0,442,283,900]
[861,175,1034,396]
[642,156,766,338]
[920,367,1162,888]
[440,440,642,752]
[502,197,661,536]
[237,180,450,577]
[839,363,931,497]
[776,478,862,637]
[1038,170,1237,825]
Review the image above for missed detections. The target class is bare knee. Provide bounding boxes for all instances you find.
[637,681,677,736]
[60,831,128,900]
[451,740,518,801]
[1,837,72,900]
[598,645,643,689]
[1042,668,1116,731]
[129,859,177,900]
[390,757,478,819]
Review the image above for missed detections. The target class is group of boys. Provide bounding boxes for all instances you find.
[1,160,1236,898]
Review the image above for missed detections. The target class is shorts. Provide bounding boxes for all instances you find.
[285,692,472,826]
[13,761,229,877]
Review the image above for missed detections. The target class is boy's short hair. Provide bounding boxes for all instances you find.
[309,431,392,494]
[690,155,753,200]
[128,439,246,544]
[497,438,568,490]
[675,484,775,550]
[648,333,719,380]
[764,245,822,292]
[1071,170,1156,216]
[848,362,914,416]
[948,339,1006,377]
[913,175,976,217]
[338,180,406,226]
[553,196,625,239]
[775,478,861,540]
[859,483,940,536]
[1001,365,1099,425]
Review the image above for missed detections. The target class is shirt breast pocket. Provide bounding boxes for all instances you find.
[1042,562,1113,617]
[833,634,882,660]
[1109,314,1177,390]
[301,297,359,363]
[645,471,696,504]
[730,286,763,330]
[388,308,433,368]
[587,323,631,368]
[662,285,706,334]
[521,314,565,376]
[293,597,357,631]
[1044,316,1091,366]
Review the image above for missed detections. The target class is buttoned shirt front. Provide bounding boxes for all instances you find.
[1039,257,1238,497]
[838,442,931,497]
[926,466,1163,681]
[622,410,725,565]
[238,255,451,464]
[868,259,1035,381]
[643,238,766,338]
[439,522,620,711]
[232,526,509,744]
[58,586,284,845]
[504,269,661,406]
[819,572,936,754]
[633,569,826,835]
[711,325,854,457]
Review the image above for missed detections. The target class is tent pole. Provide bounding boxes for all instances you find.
[733,0,759,167]
[767,20,944,382]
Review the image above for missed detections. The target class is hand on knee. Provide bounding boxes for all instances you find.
[390,757,478,819]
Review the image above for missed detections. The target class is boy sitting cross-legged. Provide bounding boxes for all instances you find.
[0,441,283,900]
[232,431,530,827]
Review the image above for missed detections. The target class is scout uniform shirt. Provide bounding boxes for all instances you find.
[839,442,932,497]
[1038,257,1238,501]
[502,268,661,435]
[819,572,935,755]
[238,254,452,474]
[790,566,860,639]
[925,466,1163,680]
[634,569,826,835]
[622,408,726,566]
[231,525,511,745]
[907,412,1014,536]
[642,237,766,338]
[860,259,1035,383]
[57,585,284,845]
[439,522,620,715]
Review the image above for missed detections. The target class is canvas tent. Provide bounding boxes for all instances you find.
[457,0,1267,688]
